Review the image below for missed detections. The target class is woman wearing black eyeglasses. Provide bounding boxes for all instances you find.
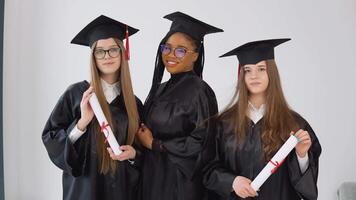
[136,11,223,200]
[42,15,143,200]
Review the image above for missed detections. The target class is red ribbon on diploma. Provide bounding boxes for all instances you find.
[100,122,110,144]
[270,159,285,174]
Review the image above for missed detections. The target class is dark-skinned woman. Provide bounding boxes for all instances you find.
[137,11,223,200]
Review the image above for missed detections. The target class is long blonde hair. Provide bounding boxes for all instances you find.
[219,59,298,161]
[90,38,139,174]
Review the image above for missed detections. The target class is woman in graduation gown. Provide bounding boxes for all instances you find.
[42,15,143,200]
[136,12,223,200]
[203,39,322,200]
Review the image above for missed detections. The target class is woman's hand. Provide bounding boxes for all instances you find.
[107,145,136,161]
[136,123,153,149]
[292,129,312,158]
[77,87,95,131]
[232,176,258,198]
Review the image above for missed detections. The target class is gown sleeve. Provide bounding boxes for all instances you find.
[287,115,322,200]
[42,83,89,177]
[202,119,236,199]
[156,86,218,178]
[130,97,145,168]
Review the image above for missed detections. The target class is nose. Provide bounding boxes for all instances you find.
[250,70,258,78]
[104,51,110,59]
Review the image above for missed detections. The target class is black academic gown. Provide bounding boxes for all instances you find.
[203,112,321,200]
[141,71,218,200]
[42,81,143,200]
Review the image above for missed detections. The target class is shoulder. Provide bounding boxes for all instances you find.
[185,76,216,99]
[290,110,311,129]
[215,111,236,135]
[64,80,90,96]
[60,80,89,103]
[291,111,321,154]
[185,75,212,90]
[291,110,320,138]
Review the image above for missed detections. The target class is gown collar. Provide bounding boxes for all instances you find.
[100,78,121,104]
[169,70,196,83]
[248,101,266,124]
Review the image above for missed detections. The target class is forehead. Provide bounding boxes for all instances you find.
[166,32,196,48]
[96,38,118,47]
[244,60,267,68]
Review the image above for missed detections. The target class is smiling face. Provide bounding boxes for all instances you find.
[161,32,199,74]
[244,60,269,97]
[94,38,121,80]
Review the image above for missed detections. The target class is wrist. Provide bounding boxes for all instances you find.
[296,150,307,158]
[77,118,89,131]
[232,176,239,191]
[149,139,153,150]
[130,149,136,159]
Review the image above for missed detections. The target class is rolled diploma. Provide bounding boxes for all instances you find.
[250,135,298,191]
[89,93,122,155]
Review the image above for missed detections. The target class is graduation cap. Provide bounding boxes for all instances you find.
[220,38,291,77]
[164,11,224,43]
[71,15,139,60]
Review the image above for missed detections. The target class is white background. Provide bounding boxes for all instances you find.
[3,0,356,199]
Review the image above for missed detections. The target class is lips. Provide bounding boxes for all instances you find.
[103,62,115,65]
[165,59,179,67]
[249,82,261,86]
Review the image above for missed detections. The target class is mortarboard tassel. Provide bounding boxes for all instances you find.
[125,25,130,60]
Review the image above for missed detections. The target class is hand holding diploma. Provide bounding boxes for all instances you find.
[233,176,258,198]
[294,129,312,158]
[107,145,136,161]
[77,87,95,131]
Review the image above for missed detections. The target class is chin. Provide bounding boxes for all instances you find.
[249,88,265,95]
[100,66,119,73]
[166,67,178,74]
[100,69,119,76]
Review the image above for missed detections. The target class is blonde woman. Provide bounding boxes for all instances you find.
[42,15,142,200]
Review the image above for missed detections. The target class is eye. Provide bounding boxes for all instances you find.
[259,67,266,71]
[174,47,187,58]
[94,49,105,57]
[244,68,251,73]
[109,48,120,54]
[160,44,171,54]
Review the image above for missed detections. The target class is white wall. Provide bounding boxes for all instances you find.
[3,0,356,199]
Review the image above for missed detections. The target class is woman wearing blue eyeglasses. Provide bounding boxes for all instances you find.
[136,12,223,200]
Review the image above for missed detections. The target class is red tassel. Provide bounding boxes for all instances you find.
[125,25,130,60]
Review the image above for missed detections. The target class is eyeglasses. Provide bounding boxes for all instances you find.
[93,47,121,59]
[160,44,196,58]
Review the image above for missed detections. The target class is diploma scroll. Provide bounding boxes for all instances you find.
[89,93,122,155]
[250,135,299,191]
